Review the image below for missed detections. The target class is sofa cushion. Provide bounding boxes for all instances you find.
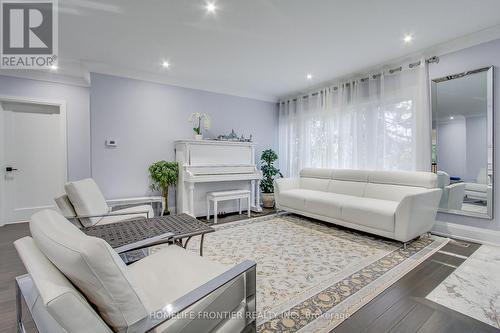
[368,170,437,189]
[364,183,427,202]
[128,245,230,311]
[65,178,110,227]
[30,210,148,332]
[331,169,369,182]
[128,246,245,333]
[328,180,366,197]
[464,183,489,193]
[341,198,399,232]
[304,192,355,219]
[300,178,331,191]
[278,189,308,210]
[300,168,333,179]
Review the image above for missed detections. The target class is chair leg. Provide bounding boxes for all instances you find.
[239,198,242,215]
[16,280,26,333]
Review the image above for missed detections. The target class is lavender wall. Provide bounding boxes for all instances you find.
[437,118,467,178]
[90,73,278,200]
[0,76,91,180]
[430,38,500,230]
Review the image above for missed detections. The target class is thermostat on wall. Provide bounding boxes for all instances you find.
[105,139,118,147]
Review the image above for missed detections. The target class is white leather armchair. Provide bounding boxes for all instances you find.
[14,210,256,333]
[55,178,154,227]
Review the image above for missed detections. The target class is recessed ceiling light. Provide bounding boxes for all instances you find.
[205,2,217,14]
[162,61,170,69]
[450,116,454,120]
[49,64,58,71]
[306,74,313,80]
[403,34,413,43]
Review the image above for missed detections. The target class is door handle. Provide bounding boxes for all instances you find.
[5,167,18,172]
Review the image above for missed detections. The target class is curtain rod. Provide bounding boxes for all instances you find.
[280,56,439,103]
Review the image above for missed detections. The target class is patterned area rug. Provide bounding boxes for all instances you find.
[152,214,448,332]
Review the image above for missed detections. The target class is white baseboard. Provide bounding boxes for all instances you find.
[0,219,29,227]
[432,221,500,247]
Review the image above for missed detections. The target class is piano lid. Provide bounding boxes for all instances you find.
[176,140,257,166]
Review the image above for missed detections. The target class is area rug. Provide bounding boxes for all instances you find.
[152,214,448,332]
[426,244,500,329]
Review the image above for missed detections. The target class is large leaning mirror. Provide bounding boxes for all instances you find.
[431,66,494,219]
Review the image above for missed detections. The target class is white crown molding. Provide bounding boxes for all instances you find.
[83,61,278,102]
[432,220,500,246]
[0,70,90,87]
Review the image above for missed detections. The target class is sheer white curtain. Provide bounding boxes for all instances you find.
[279,59,431,177]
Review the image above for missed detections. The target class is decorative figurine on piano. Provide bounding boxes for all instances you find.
[188,112,211,140]
[216,129,253,142]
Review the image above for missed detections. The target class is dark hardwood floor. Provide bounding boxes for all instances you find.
[0,223,34,333]
[0,222,497,333]
[333,240,498,333]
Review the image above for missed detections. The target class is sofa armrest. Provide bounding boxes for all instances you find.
[445,183,465,210]
[127,260,257,333]
[394,188,442,242]
[274,178,300,195]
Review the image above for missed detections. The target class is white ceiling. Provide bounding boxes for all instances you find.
[6,0,500,101]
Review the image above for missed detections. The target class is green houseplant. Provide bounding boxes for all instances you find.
[259,149,282,208]
[148,161,179,215]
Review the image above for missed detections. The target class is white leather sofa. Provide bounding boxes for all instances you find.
[55,178,154,227]
[437,171,465,210]
[14,210,256,333]
[464,168,492,202]
[275,168,442,243]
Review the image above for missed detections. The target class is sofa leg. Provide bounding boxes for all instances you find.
[403,242,408,250]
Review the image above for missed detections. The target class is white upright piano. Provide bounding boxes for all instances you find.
[175,140,263,217]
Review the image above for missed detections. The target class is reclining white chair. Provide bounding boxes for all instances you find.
[14,210,256,333]
[437,171,465,210]
[55,178,155,227]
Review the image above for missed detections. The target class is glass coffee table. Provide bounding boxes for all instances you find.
[82,214,215,263]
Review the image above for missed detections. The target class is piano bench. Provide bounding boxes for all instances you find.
[206,190,251,224]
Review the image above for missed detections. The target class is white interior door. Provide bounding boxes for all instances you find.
[1,100,66,223]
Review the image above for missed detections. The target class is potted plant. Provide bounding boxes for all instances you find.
[259,149,282,208]
[148,161,179,215]
[188,112,211,140]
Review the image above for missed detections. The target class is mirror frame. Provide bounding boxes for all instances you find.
[431,66,494,219]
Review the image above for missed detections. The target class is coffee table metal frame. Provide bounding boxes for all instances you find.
[82,214,214,258]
